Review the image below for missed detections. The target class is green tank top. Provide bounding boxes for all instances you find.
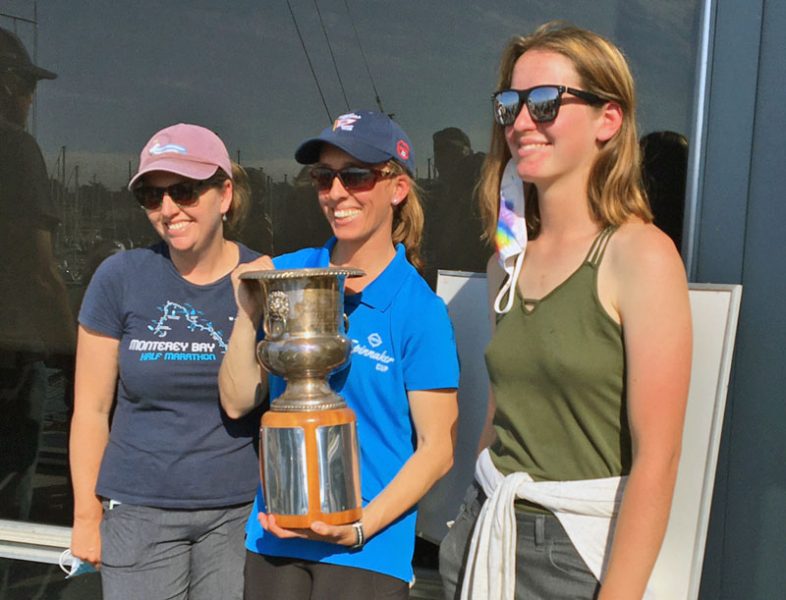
[486,226,632,482]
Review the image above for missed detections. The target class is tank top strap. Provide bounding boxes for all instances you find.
[585,226,618,267]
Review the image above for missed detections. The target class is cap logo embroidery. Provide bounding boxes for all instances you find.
[333,112,362,132]
[149,142,187,156]
[396,140,410,160]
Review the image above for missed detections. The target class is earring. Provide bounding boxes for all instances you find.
[392,197,400,206]
[222,214,228,222]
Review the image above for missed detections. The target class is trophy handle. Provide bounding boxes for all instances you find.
[342,313,350,333]
[264,291,290,339]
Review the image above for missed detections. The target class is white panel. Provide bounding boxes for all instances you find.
[418,272,741,600]
[416,271,491,543]
[649,284,742,599]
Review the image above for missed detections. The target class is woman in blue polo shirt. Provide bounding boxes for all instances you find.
[219,110,459,599]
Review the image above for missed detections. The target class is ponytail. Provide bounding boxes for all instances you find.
[388,161,425,273]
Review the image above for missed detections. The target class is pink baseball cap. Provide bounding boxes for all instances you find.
[128,123,232,190]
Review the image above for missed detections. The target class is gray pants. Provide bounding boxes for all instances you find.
[438,482,600,600]
[100,501,251,600]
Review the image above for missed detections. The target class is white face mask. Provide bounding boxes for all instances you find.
[494,159,527,314]
[59,548,98,579]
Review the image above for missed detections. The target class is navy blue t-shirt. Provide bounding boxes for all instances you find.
[79,242,262,508]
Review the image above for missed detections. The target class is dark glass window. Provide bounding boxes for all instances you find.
[1,0,701,536]
[0,557,101,599]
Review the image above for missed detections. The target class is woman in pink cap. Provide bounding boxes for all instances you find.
[69,123,261,599]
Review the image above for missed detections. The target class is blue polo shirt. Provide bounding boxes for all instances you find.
[245,239,459,582]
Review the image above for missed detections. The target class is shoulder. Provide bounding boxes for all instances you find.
[484,254,507,325]
[272,246,327,269]
[91,245,167,281]
[486,254,505,292]
[0,121,36,151]
[607,222,684,280]
[400,265,444,307]
[2,126,47,177]
[604,222,688,312]
[392,269,453,332]
[389,268,459,381]
[235,242,262,263]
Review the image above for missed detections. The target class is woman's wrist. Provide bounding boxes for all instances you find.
[350,520,365,548]
[73,510,102,524]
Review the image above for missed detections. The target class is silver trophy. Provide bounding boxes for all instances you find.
[239,267,364,527]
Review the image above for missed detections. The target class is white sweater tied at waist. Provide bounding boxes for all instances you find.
[460,448,654,600]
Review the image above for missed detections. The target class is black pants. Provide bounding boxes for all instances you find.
[244,551,409,600]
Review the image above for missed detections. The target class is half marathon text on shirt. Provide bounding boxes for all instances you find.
[128,339,218,361]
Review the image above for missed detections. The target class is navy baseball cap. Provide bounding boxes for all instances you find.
[295,110,415,175]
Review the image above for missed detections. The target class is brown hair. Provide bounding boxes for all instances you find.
[478,21,652,241]
[387,161,425,273]
[219,162,250,232]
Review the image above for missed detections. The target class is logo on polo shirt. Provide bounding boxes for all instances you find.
[352,333,394,372]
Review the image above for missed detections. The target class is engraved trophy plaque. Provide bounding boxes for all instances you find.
[239,267,364,528]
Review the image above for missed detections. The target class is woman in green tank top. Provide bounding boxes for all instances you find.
[439,22,692,600]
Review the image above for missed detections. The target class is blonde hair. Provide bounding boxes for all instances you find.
[478,21,652,241]
[387,161,425,273]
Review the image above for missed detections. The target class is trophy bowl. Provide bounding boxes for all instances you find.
[239,267,364,527]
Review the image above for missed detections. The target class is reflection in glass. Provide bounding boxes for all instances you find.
[641,131,689,253]
[0,557,101,599]
[422,126,488,286]
[0,25,75,527]
[1,3,702,555]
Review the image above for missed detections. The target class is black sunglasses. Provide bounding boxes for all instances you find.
[492,85,608,126]
[309,166,394,193]
[133,176,226,210]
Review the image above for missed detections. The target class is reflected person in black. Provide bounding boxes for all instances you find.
[425,127,488,283]
[0,27,75,520]
[640,131,688,253]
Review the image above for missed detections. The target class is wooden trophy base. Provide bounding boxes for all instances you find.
[261,407,362,529]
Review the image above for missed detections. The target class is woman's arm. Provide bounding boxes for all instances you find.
[476,387,497,455]
[476,254,506,454]
[218,256,273,418]
[599,226,692,599]
[262,388,459,545]
[69,325,120,566]
[359,389,458,539]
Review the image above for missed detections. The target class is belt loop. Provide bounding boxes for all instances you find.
[535,515,545,546]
